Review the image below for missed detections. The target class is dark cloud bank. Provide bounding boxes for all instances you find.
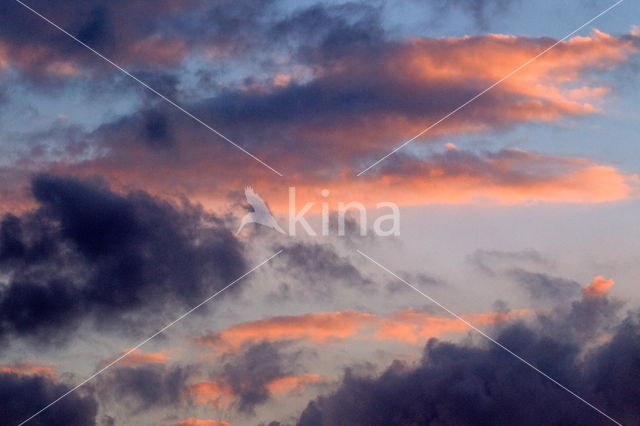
[0,174,246,345]
[0,371,97,426]
[294,288,640,425]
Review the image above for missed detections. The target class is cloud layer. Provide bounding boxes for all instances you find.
[1,7,638,211]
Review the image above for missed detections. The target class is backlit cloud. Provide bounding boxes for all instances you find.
[196,308,528,350]
[196,311,376,351]
[175,420,232,426]
[99,349,171,367]
[583,275,615,298]
[0,361,56,378]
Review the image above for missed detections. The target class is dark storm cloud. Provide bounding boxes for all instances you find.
[97,364,193,412]
[295,286,638,425]
[220,341,302,413]
[542,283,624,343]
[583,315,640,421]
[0,174,246,345]
[0,372,98,426]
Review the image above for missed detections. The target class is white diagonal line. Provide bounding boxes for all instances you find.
[357,0,625,176]
[17,250,283,426]
[356,249,622,426]
[12,0,283,177]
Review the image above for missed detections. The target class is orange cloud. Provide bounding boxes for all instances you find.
[44,61,79,76]
[175,420,231,426]
[375,309,529,343]
[196,308,531,351]
[0,42,7,69]
[399,30,635,120]
[99,348,170,367]
[123,35,188,67]
[196,311,376,351]
[184,381,235,409]
[61,148,640,217]
[367,154,638,206]
[375,310,467,343]
[1,31,638,214]
[185,308,530,410]
[2,36,636,214]
[186,374,323,409]
[582,275,615,298]
[240,148,638,214]
[0,361,56,377]
[293,30,637,155]
[266,374,324,394]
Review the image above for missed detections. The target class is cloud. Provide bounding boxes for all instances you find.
[97,364,194,413]
[0,23,637,217]
[366,147,638,205]
[468,251,605,304]
[184,380,235,410]
[269,242,371,300]
[219,341,304,413]
[99,348,171,367]
[175,420,231,426]
[0,371,98,425]
[195,311,376,351]
[186,342,317,413]
[583,275,615,298]
[295,279,638,425]
[4,142,634,220]
[0,174,246,346]
[1,26,637,213]
[187,29,637,160]
[559,276,622,342]
[0,361,56,378]
[0,0,279,83]
[185,374,323,411]
[430,0,518,30]
[196,308,526,351]
[385,271,444,295]
[510,269,581,301]
[467,248,550,276]
[374,308,529,344]
[266,373,324,395]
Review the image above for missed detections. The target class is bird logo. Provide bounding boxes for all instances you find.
[236,186,286,235]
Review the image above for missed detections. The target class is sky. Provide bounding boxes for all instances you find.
[0,1,639,425]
